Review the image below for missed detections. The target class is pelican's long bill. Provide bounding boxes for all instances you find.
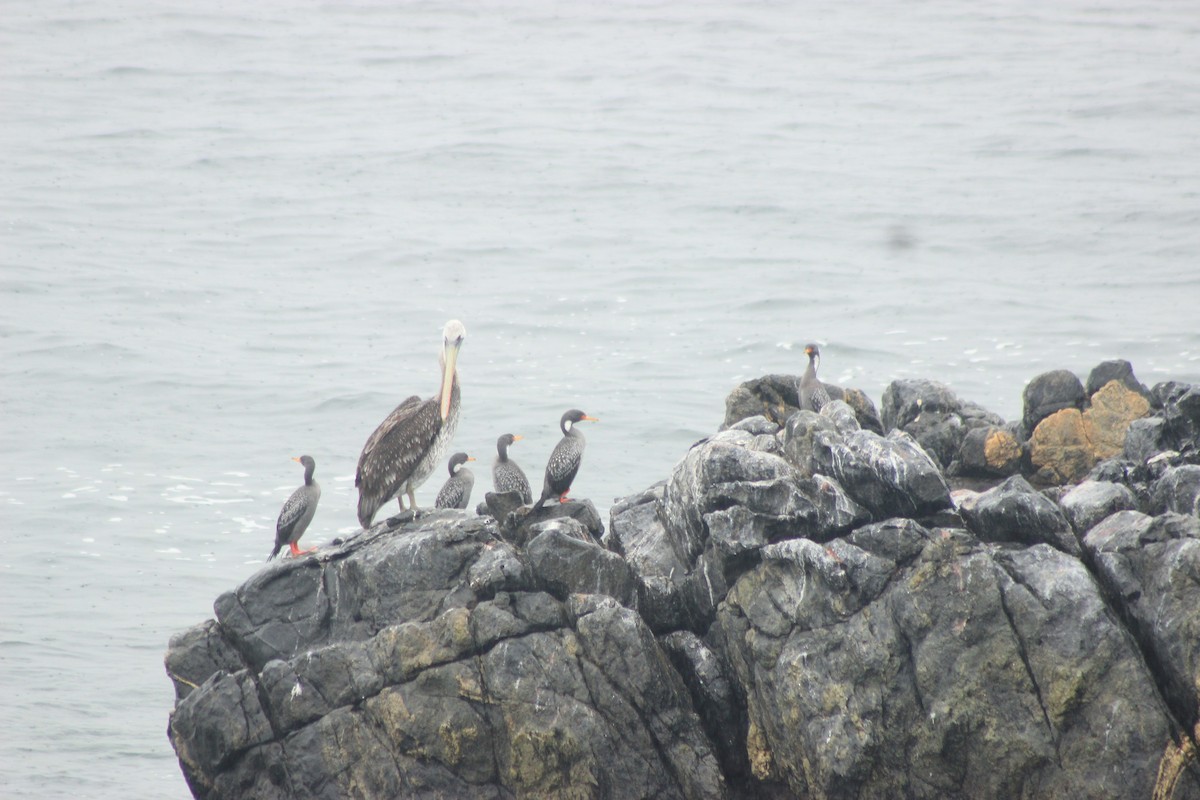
[438,322,464,421]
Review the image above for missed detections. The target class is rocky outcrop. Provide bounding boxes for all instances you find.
[169,362,1200,800]
[167,513,726,800]
[724,373,884,434]
[880,378,1008,473]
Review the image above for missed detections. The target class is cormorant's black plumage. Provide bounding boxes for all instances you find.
[493,433,532,504]
[435,452,475,510]
[534,409,598,509]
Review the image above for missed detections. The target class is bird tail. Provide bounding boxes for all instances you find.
[267,544,282,561]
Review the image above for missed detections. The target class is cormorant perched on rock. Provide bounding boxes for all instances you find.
[355,320,465,527]
[493,433,532,504]
[268,455,320,560]
[435,452,476,509]
[534,409,598,509]
[800,343,832,412]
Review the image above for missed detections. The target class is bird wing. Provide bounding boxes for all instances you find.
[435,471,473,509]
[355,394,441,495]
[495,460,532,503]
[544,436,583,494]
[276,486,308,540]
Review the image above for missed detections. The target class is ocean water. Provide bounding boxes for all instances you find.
[3,1,1199,796]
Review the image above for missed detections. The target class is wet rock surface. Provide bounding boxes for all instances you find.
[169,363,1200,800]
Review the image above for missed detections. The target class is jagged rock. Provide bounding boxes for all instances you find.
[723,373,883,434]
[786,401,952,521]
[1086,359,1152,401]
[169,669,275,781]
[1151,465,1200,516]
[1022,369,1086,435]
[606,483,694,633]
[1082,511,1200,737]
[659,631,750,783]
[958,475,1080,555]
[653,428,868,631]
[1125,417,1171,463]
[1028,383,1150,485]
[1058,479,1139,535]
[504,498,604,547]
[723,374,798,430]
[880,379,1007,471]
[479,488,525,525]
[840,388,885,436]
[881,378,964,431]
[956,425,1023,478]
[166,619,247,701]
[715,522,1184,799]
[727,414,780,436]
[1142,381,1200,461]
[166,514,726,799]
[526,520,635,604]
[170,367,1200,800]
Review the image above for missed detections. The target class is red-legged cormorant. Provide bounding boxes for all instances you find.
[534,409,598,509]
[269,455,320,559]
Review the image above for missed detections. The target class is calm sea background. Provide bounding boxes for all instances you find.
[3,1,1199,796]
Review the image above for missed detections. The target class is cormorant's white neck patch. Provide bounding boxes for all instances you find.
[564,419,573,432]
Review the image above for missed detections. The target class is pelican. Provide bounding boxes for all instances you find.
[493,433,532,504]
[355,320,465,527]
[534,409,598,509]
[268,455,320,559]
[800,343,831,412]
[434,452,476,509]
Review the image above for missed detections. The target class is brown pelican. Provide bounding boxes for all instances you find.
[268,455,320,559]
[493,433,532,504]
[800,343,831,412]
[355,320,465,527]
[534,409,598,509]
[434,452,476,509]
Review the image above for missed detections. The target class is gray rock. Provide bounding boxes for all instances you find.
[169,669,274,778]
[1124,416,1170,462]
[659,631,749,781]
[1151,464,1200,516]
[508,497,604,547]
[479,488,525,525]
[652,429,868,632]
[1022,369,1085,436]
[1058,479,1139,535]
[881,378,964,431]
[165,619,245,701]
[723,373,883,434]
[879,379,1009,471]
[958,475,1081,555]
[716,525,1183,798]
[790,405,952,521]
[1086,359,1152,401]
[526,520,635,604]
[607,485,693,633]
[169,369,1200,800]
[1083,511,1200,737]
[167,512,726,800]
[727,414,781,436]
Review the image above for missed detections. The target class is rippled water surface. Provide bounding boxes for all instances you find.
[3,1,1199,796]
